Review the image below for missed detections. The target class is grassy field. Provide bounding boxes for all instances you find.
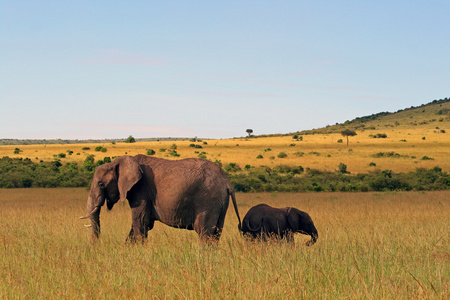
[0,188,448,298]
[2,100,450,175]
[1,126,450,175]
[2,99,449,175]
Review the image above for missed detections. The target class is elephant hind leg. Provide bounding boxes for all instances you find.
[194,210,225,243]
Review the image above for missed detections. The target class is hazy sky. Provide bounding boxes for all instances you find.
[1,1,449,139]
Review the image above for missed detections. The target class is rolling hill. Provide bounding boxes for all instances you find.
[293,97,450,135]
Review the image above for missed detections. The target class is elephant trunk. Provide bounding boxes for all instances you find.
[306,227,318,246]
[80,191,105,239]
[88,195,102,239]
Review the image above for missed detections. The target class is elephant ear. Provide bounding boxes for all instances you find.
[115,156,142,203]
[287,207,302,232]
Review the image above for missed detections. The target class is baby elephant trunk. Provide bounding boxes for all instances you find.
[306,227,318,246]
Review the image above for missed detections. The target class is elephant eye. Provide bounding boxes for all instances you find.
[98,182,105,188]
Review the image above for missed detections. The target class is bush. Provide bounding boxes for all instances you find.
[225,163,241,172]
[95,146,107,152]
[277,152,287,158]
[372,152,405,158]
[1,156,448,192]
[125,135,136,143]
[421,156,434,160]
[82,147,90,150]
[168,150,180,157]
[370,133,388,138]
[146,149,156,155]
[338,163,349,173]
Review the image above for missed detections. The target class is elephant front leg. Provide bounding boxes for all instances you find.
[127,200,151,243]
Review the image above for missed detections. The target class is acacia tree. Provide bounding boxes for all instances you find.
[125,135,136,143]
[246,129,253,137]
[341,129,357,146]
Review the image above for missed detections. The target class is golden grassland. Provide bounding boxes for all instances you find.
[0,188,448,298]
[2,125,449,173]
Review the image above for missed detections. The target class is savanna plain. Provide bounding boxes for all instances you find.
[1,101,449,298]
[0,188,448,299]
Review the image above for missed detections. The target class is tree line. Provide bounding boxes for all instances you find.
[1,156,449,192]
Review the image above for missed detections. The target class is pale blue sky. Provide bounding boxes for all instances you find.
[1,1,449,139]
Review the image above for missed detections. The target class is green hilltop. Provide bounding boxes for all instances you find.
[295,97,450,135]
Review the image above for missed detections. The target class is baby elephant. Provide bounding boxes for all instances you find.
[242,204,318,246]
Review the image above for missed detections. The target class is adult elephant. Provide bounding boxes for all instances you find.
[80,155,242,243]
[241,204,318,246]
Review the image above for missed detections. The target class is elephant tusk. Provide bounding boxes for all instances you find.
[84,224,92,228]
[79,206,100,219]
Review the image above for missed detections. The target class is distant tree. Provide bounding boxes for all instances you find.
[125,135,136,143]
[341,129,357,146]
[246,129,253,137]
[338,163,349,174]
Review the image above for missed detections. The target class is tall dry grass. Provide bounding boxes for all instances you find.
[0,188,448,298]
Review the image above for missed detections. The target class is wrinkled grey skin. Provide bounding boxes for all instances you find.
[241,204,318,246]
[80,155,242,243]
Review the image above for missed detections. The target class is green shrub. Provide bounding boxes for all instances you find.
[370,133,388,138]
[277,152,287,158]
[1,156,448,192]
[146,149,156,155]
[372,152,405,158]
[421,156,434,160]
[168,150,180,157]
[338,163,349,173]
[256,154,263,159]
[125,135,136,143]
[225,163,241,172]
[81,147,90,151]
[189,143,202,148]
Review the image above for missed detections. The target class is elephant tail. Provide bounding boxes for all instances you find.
[228,187,242,231]
[245,218,263,233]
